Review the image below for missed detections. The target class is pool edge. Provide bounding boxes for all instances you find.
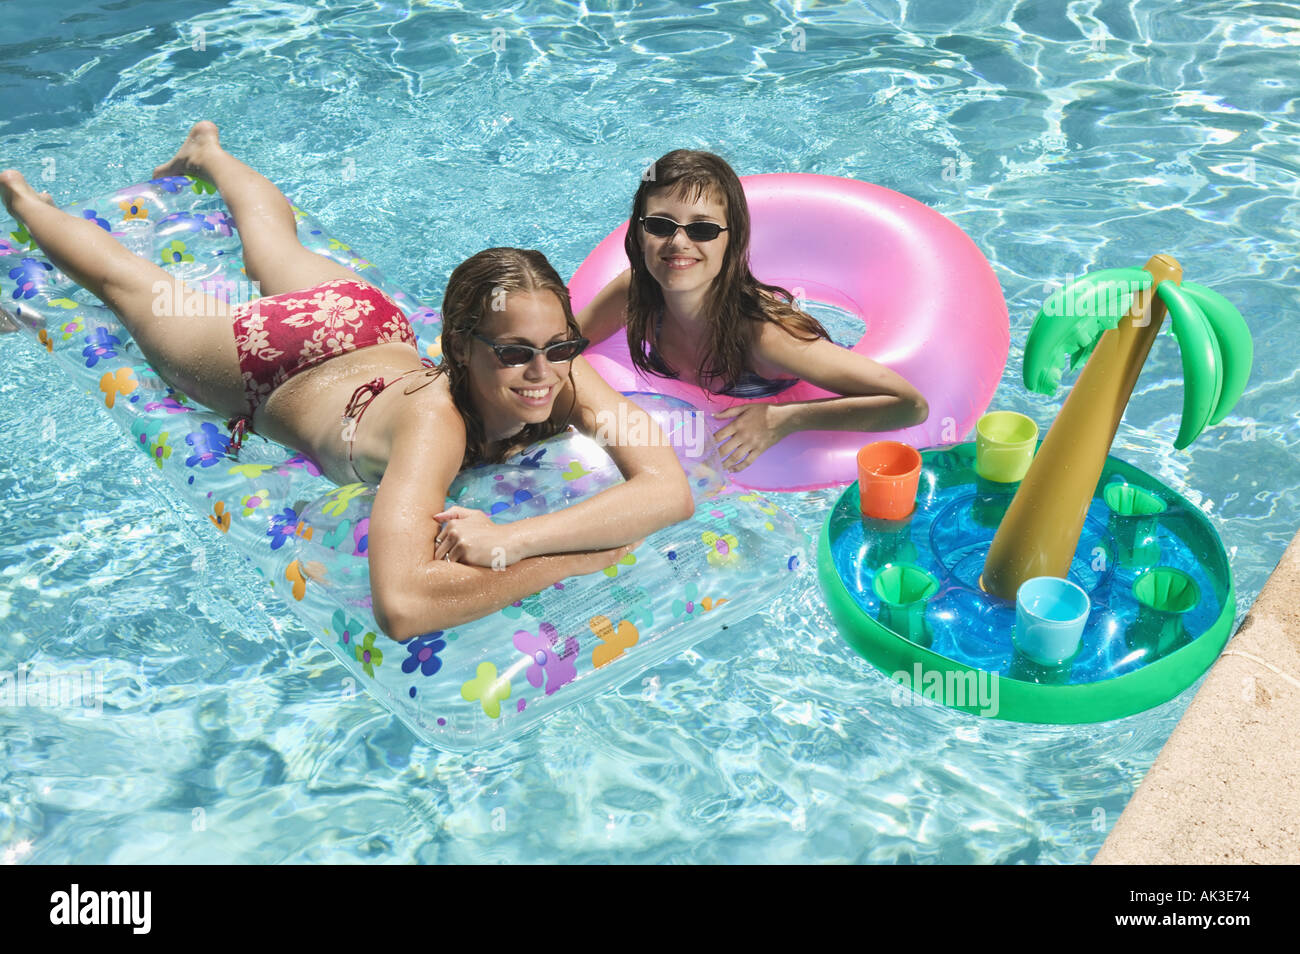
[1093,524,1300,865]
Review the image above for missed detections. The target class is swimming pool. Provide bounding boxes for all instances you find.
[2,0,1297,863]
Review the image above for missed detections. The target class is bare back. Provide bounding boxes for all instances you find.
[254,341,451,485]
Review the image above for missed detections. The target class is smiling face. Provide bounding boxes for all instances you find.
[464,289,573,440]
[641,184,730,296]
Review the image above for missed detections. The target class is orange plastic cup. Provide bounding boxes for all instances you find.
[857,441,923,520]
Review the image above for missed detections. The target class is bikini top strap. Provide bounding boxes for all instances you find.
[342,376,387,426]
[645,306,678,379]
[225,415,252,457]
[398,356,440,393]
[342,359,441,476]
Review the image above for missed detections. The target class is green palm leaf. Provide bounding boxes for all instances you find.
[1024,267,1151,395]
[1180,281,1252,425]
[1155,282,1223,450]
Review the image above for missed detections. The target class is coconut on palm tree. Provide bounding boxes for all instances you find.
[979,254,1253,601]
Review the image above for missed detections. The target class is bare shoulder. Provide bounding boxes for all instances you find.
[383,378,466,484]
[750,308,814,373]
[576,268,633,344]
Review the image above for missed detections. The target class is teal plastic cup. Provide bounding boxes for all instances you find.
[975,411,1038,483]
[1013,576,1091,666]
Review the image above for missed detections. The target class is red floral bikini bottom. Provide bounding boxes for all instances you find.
[224,278,418,452]
[233,278,417,413]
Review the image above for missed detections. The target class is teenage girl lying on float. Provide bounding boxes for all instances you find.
[577,149,929,473]
[0,122,693,642]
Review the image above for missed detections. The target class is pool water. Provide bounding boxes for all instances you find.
[2,0,1298,863]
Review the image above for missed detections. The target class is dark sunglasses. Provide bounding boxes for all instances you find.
[472,333,589,367]
[639,215,729,242]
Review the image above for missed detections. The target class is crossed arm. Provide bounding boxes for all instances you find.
[368,360,694,642]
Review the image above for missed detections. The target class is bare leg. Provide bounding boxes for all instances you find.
[152,122,359,296]
[0,168,247,416]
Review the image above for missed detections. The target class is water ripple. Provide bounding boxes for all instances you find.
[2,0,1298,864]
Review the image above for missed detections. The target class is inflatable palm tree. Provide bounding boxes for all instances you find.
[980,254,1252,600]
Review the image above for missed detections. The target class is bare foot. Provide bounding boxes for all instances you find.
[152,120,223,180]
[0,168,43,221]
[1,171,56,332]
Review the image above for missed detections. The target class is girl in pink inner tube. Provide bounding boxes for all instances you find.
[577,149,929,474]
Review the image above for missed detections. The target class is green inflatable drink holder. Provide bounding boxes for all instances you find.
[818,442,1237,723]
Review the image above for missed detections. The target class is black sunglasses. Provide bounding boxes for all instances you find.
[639,215,729,242]
[472,333,589,367]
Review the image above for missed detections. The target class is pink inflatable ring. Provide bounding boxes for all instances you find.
[569,173,1009,491]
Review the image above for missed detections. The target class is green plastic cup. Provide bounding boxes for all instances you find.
[975,411,1039,483]
[1129,567,1200,659]
[872,562,939,648]
[1104,482,1167,569]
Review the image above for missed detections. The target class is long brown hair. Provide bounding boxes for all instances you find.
[436,248,579,467]
[624,149,829,392]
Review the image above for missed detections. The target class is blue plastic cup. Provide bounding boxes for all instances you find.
[1013,576,1091,666]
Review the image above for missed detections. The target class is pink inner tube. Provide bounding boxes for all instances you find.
[569,173,1009,492]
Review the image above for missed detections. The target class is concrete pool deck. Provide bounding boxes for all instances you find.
[1093,527,1300,864]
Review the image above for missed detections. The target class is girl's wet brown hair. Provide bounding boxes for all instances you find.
[623,149,829,391]
[436,247,579,467]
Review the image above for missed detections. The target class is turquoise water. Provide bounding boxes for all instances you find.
[2,0,1298,863]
